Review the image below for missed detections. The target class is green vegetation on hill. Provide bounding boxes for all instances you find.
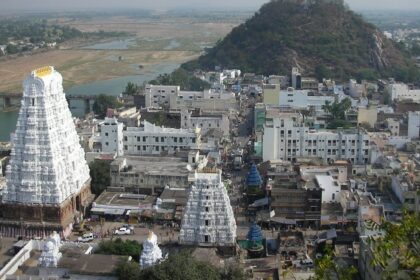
[182,0,420,82]
[148,68,210,91]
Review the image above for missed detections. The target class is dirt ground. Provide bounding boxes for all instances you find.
[0,15,241,93]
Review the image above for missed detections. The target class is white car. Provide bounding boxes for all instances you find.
[77,233,94,242]
[114,227,131,235]
[122,224,134,231]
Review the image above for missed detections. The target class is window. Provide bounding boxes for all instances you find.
[143,146,146,151]
[143,136,146,142]
[174,137,178,143]
[192,137,196,143]
[161,137,164,142]
[105,142,109,146]
[332,193,335,200]
[205,220,209,226]
[137,146,140,150]
[105,132,109,136]
[180,138,183,143]
[155,137,159,142]
[137,136,140,142]
[124,136,127,141]
[124,145,127,150]
[205,207,209,212]
[156,146,159,151]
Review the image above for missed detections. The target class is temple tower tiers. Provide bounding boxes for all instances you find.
[179,169,237,246]
[140,231,163,268]
[3,66,90,205]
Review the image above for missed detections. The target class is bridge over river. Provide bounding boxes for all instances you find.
[0,92,97,113]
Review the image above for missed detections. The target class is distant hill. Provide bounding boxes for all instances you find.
[182,0,419,82]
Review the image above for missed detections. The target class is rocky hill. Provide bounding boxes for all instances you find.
[182,0,419,82]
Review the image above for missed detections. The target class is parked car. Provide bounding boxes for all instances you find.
[122,224,134,231]
[114,227,132,235]
[77,233,94,242]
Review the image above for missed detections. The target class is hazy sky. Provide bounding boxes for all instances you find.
[1,0,420,12]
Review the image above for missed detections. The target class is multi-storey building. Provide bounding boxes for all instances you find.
[408,111,420,139]
[123,120,200,156]
[100,117,124,156]
[180,109,230,136]
[278,88,335,114]
[144,84,236,111]
[109,156,192,194]
[262,111,370,164]
[387,83,420,102]
[0,66,92,238]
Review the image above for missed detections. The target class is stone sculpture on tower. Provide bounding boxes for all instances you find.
[39,231,62,267]
[140,231,163,268]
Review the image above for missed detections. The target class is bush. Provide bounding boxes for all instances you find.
[96,238,142,262]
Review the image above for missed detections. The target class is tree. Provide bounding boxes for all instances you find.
[96,238,142,262]
[366,212,420,279]
[89,160,110,196]
[311,245,357,280]
[123,82,139,96]
[315,64,332,82]
[322,98,352,128]
[115,250,246,280]
[92,94,119,118]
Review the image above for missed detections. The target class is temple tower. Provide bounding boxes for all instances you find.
[179,169,236,247]
[0,66,92,238]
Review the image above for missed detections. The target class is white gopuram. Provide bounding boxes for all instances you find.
[179,169,237,246]
[3,66,90,204]
[140,231,163,268]
[38,231,62,267]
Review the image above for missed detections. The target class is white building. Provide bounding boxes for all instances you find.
[179,169,236,247]
[262,112,370,164]
[181,109,230,136]
[144,85,179,108]
[100,117,124,156]
[278,88,335,114]
[3,66,90,205]
[388,83,420,102]
[123,120,201,155]
[291,67,301,89]
[348,79,367,98]
[315,175,341,203]
[144,84,236,110]
[408,111,420,139]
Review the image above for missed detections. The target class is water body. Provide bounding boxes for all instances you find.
[0,62,180,141]
[83,38,137,50]
[164,39,181,50]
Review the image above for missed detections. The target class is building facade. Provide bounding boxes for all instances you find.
[278,88,335,114]
[262,112,370,164]
[180,109,230,136]
[123,121,201,156]
[388,83,420,102]
[408,111,420,139]
[1,66,92,238]
[100,117,124,156]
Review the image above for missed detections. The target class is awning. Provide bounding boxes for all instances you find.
[91,207,125,216]
[270,217,297,225]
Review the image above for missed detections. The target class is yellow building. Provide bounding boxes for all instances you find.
[263,84,280,105]
[357,106,377,128]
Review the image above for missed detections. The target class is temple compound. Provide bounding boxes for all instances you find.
[179,169,237,247]
[140,231,163,268]
[0,66,92,238]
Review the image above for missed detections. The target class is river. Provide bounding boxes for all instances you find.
[0,61,180,141]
